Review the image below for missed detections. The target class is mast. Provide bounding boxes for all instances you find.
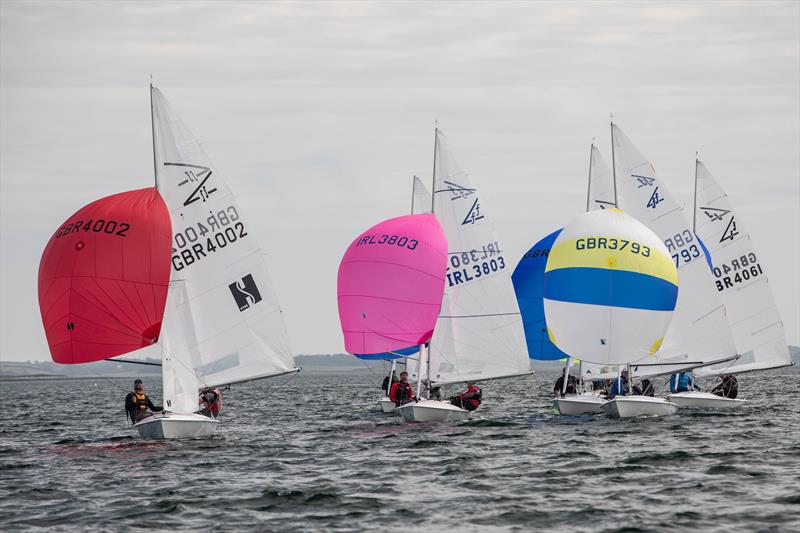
[430,126,438,214]
[693,153,699,234]
[149,81,159,189]
[609,117,618,208]
[425,125,439,399]
[585,140,595,212]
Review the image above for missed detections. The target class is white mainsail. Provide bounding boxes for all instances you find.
[610,123,737,368]
[692,160,791,376]
[422,129,530,386]
[151,86,297,413]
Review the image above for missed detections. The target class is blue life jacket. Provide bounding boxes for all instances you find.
[670,372,693,393]
[610,377,627,398]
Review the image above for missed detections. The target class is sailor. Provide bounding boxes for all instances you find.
[609,370,629,398]
[450,382,482,411]
[124,379,162,424]
[712,374,738,399]
[381,370,398,392]
[389,372,416,406]
[669,371,696,393]
[553,373,578,397]
[198,387,222,418]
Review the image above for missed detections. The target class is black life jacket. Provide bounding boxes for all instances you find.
[395,382,411,403]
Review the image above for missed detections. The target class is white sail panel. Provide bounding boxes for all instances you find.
[412,176,432,215]
[611,124,737,367]
[160,280,202,413]
[152,87,297,398]
[692,161,791,377]
[427,130,530,385]
[588,146,616,211]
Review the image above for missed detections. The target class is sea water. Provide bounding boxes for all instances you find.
[1,367,798,531]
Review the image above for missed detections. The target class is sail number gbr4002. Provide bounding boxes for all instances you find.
[171,205,247,271]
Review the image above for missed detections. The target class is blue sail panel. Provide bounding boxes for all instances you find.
[511,229,569,360]
[354,344,420,361]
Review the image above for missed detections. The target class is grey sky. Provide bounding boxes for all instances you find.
[2,1,798,362]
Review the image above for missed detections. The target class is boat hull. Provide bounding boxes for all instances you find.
[554,394,606,415]
[398,400,470,422]
[601,396,678,419]
[134,412,219,440]
[666,391,746,409]
[378,397,398,414]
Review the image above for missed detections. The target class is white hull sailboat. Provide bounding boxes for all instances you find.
[404,129,532,422]
[666,390,746,410]
[378,397,398,414]
[602,396,679,418]
[398,399,470,422]
[134,412,219,440]
[553,394,607,415]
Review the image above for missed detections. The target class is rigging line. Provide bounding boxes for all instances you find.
[106,358,162,367]
[438,312,520,318]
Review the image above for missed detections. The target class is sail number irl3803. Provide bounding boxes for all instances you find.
[171,205,247,271]
[447,241,505,287]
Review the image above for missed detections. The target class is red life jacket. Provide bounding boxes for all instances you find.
[200,388,222,416]
[460,385,482,410]
[390,381,413,404]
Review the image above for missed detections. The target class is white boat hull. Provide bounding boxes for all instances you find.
[134,412,219,440]
[554,394,606,415]
[601,396,678,419]
[666,390,746,410]
[398,400,470,422]
[378,397,398,414]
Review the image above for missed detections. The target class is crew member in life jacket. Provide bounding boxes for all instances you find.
[669,371,697,393]
[553,373,577,397]
[609,370,630,398]
[389,371,416,406]
[712,374,739,399]
[381,370,398,393]
[124,379,162,424]
[198,388,222,418]
[450,382,482,411]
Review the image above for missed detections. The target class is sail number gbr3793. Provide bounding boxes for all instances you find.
[171,205,247,271]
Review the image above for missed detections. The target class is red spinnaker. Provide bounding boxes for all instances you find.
[38,188,172,364]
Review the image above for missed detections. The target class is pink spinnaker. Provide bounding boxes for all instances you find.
[337,213,448,355]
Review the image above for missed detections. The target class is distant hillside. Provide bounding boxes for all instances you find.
[3,346,796,379]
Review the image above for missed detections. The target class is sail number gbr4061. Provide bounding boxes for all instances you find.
[171,205,247,271]
[447,241,505,287]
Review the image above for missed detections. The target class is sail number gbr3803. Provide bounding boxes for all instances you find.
[171,205,247,271]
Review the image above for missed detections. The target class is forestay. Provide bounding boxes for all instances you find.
[692,160,791,376]
[151,86,296,413]
[425,129,530,385]
[611,124,737,367]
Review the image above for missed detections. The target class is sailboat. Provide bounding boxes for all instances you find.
[336,184,448,414]
[38,85,299,439]
[600,122,740,417]
[666,159,793,408]
[401,129,532,422]
[353,176,437,415]
[543,208,681,418]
